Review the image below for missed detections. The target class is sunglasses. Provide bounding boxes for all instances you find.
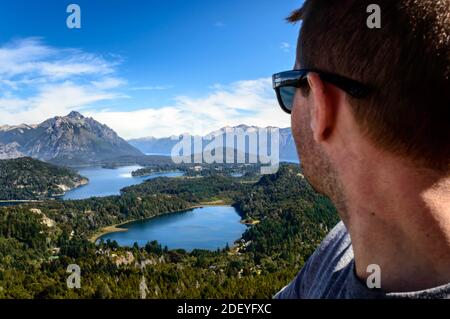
[272,69,371,114]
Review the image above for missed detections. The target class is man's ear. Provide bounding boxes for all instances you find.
[307,73,336,143]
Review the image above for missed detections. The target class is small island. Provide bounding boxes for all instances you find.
[131,166,171,177]
[131,163,261,180]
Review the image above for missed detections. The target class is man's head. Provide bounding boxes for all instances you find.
[287,0,450,207]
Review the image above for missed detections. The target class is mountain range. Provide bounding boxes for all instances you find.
[128,125,298,161]
[0,112,298,165]
[0,111,143,165]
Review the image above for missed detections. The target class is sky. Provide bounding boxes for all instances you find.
[0,0,302,138]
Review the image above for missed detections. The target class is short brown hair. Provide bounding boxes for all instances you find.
[289,0,450,170]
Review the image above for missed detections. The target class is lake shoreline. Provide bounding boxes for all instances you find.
[63,166,183,200]
[0,178,89,203]
[89,201,233,243]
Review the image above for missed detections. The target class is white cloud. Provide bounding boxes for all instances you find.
[88,77,290,139]
[0,38,126,124]
[0,82,125,125]
[0,37,290,140]
[280,42,291,53]
[92,77,127,90]
[0,38,114,81]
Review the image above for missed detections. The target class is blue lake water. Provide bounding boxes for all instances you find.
[62,166,246,251]
[98,206,247,251]
[63,165,183,200]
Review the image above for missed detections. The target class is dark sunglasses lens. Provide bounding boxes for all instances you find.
[279,86,296,112]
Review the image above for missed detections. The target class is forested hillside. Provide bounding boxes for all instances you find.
[0,164,339,298]
[0,157,88,200]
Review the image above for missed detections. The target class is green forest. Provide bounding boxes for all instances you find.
[0,163,339,298]
[0,157,88,200]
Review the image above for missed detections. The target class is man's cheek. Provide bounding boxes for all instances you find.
[291,101,309,151]
[291,114,303,158]
[291,96,304,145]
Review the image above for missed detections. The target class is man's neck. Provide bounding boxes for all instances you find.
[339,154,450,293]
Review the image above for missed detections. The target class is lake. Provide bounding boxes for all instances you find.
[98,206,247,251]
[63,165,183,200]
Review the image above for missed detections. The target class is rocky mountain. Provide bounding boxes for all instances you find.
[128,125,298,162]
[0,111,143,165]
[0,142,25,159]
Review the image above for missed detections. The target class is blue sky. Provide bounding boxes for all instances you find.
[0,0,302,138]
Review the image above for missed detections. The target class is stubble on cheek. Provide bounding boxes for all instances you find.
[291,94,319,189]
[291,96,349,220]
